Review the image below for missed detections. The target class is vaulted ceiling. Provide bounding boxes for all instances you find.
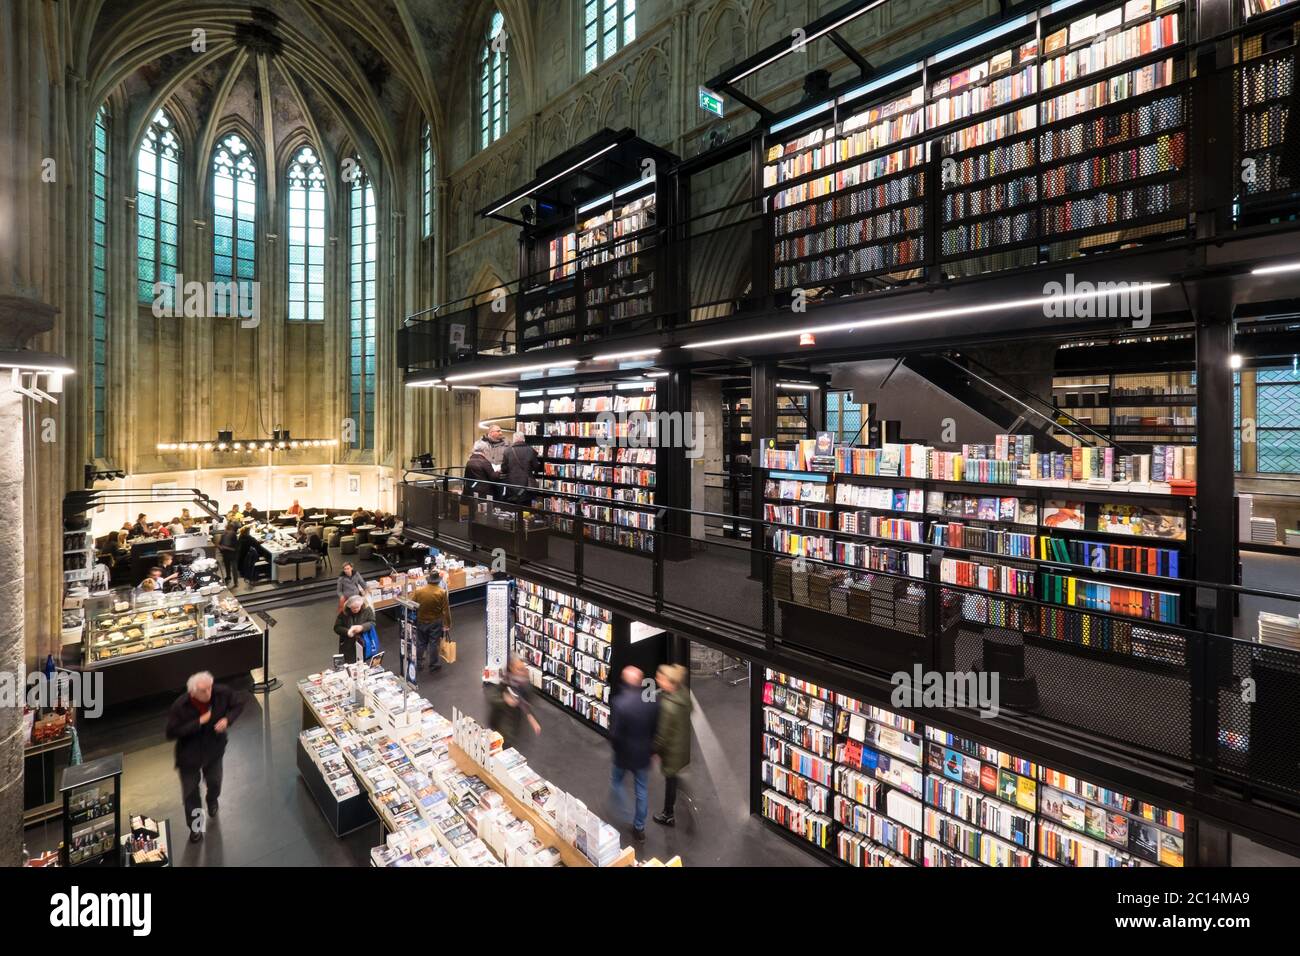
[78,0,499,177]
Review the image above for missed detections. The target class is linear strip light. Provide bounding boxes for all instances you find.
[927,14,1031,67]
[727,0,888,84]
[451,385,481,390]
[1252,261,1300,275]
[771,101,834,135]
[644,371,670,378]
[590,347,661,362]
[616,380,655,389]
[777,382,821,391]
[684,282,1172,350]
[443,360,578,383]
[484,143,620,217]
[407,378,443,388]
[838,63,923,107]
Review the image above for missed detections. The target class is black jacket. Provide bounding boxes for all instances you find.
[334,605,377,661]
[500,443,540,497]
[165,684,245,771]
[463,453,500,499]
[609,684,658,771]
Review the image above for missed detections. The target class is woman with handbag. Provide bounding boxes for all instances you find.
[333,596,377,664]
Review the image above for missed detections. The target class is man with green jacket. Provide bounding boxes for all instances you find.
[652,664,691,827]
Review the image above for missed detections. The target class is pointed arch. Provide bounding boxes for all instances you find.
[210,128,260,317]
[136,106,182,305]
[285,142,327,322]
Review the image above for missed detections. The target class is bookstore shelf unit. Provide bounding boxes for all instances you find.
[513,133,677,353]
[511,577,671,735]
[517,377,660,555]
[760,0,1191,292]
[1235,0,1300,218]
[758,437,1197,673]
[1052,369,1198,447]
[756,668,1191,866]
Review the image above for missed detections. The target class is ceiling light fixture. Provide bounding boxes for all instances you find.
[684,282,1172,350]
[725,0,887,84]
[443,360,578,383]
[1251,261,1300,276]
[590,347,662,362]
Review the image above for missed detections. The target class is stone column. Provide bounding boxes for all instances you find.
[0,387,25,865]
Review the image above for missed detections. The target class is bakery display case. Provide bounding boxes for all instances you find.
[81,586,254,667]
[78,586,264,708]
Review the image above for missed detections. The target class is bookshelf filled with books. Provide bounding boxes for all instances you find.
[517,380,659,555]
[1235,0,1299,212]
[758,434,1195,665]
[759,0,1190,291]
[1051,370,1198,447]
[518,182,661,351]
[756,667,1191,866]
[514,578,616,731]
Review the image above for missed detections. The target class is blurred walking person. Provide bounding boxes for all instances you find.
[165,671,244,844]
[652,664,692,827]
[608,666,657,842]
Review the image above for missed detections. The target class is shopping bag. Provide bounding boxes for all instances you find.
[360,624,381,661]
[440,639,457,664]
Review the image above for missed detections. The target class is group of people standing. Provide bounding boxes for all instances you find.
[464,423,540,505]
[488,658,692,842]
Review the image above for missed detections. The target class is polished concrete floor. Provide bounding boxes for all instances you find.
[32,580,818,867]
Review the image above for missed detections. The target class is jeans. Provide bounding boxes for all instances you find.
[179,757,224,837]
[415,622,444,669]
[609,764,649,831]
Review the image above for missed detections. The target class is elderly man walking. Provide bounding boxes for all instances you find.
[608,665,658,842]
[165,671,245,843]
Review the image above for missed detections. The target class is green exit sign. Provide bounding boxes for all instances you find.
[698,87,724,118]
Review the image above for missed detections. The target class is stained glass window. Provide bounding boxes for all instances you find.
[137,108,180,307]
[349,162,377,450]
[211,133,257,317]
[480,11,509,149]
[286,145,325,321]
[584,0,635,72]
[92,105,110,459]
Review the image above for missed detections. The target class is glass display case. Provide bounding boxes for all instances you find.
[81,586,257,667]
[61,753,122,867]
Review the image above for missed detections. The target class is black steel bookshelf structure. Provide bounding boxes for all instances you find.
[397,0,1300,866]
[513,577,670,735]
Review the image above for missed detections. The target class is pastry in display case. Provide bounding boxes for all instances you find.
[81,585,257,666]
[61,753,122,867]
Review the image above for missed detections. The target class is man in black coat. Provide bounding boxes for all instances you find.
[333,595,377,663]
[500,432,540,506]
[165,671,245,843]
[608,666,658,842]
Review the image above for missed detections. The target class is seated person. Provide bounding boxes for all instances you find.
[137,567,166,596]
[157,552,182,591]
[168,516,185,538]
[130,513,150,538]
[285,499,304,519]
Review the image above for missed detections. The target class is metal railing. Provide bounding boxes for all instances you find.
[399,467,1300,810]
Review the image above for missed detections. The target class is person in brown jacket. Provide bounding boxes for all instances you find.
[411,577,452,672]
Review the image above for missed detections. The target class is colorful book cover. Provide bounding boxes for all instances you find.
[1159,831,1185,867]
[928,745,945,773]
[1085,804,1108,839]
[999,497,1019,521]
[1044,28,1068,54]
[1061,794,1087,830]
[1106,812,1130,844]
[997,769,1018,804]
[942,748,964,782]
[977,497,999,520]
[962,757,981,789]
[1043,500,1085,530]
[1015,775,1037,812]
[979,763,998,794]
[1018,38,1039,61]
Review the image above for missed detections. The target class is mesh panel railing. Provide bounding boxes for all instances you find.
[401,469,1300,806]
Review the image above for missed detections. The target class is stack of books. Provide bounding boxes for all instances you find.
[1258,611,1300,651]
[1250,516,1278,544]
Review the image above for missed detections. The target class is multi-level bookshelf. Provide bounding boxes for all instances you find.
[514,579,615,730]
[1235,0,1299,215]
[1052,370,1197,447]
[518,183,661,351]
[757,667,1190,866]
[760,0,1191,289]
[760,436,1196,667]
[516,380,658,554]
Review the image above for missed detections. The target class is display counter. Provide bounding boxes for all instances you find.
[77,586,263,707]
[298,666,638,867]
[366,559,493,612]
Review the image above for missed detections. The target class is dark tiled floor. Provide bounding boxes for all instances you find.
[31,574,819,868]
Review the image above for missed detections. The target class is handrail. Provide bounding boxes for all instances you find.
[402,467,1300,604]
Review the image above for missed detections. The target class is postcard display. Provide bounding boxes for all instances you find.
[761,435,1196,670]
[758,669,1191,867]
[517,379,659,554]
[298,666,638,866]
[762,0,1189,286]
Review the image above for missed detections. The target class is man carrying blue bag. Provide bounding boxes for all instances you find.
[333,595,378,663]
